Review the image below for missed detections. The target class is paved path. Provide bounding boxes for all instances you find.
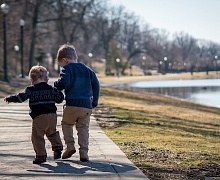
[0,98,149,179]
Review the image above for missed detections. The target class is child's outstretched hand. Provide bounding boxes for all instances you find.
[4,98,9,104]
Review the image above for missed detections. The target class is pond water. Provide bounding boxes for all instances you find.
[128,79,220,108]
[129,79,220,88]
[104,79,220,108]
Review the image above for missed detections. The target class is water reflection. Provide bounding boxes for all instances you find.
[127,86,220,103]
[107,79,220,108]
[129,79,220,88]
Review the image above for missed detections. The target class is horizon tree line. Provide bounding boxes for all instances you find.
[0,0,220,80]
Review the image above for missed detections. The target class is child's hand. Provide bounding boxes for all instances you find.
[4,98,9,104]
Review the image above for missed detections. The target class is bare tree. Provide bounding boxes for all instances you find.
[173,32,197,62]
[144,28,170,73]
[24,0,45,70]
[173,32,198,74]
[94,5,124,74]
[117,12,144,75]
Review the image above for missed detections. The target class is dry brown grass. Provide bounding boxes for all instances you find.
[97,71,220,83]
[93,87,220,179]
[0,78,30,98]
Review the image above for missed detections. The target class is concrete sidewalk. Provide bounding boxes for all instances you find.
[0,99,149,180]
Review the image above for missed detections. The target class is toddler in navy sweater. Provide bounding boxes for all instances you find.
[4,65,64,164]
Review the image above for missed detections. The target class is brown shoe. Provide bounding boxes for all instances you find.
[79,151,89,162]
[80,157,89,162]
[62,149,76,159]
[33,158,46,164]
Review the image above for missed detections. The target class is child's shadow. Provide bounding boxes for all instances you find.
[28,160,136,175]
[28,161,91,174]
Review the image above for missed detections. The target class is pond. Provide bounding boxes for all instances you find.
[103,79,220,108]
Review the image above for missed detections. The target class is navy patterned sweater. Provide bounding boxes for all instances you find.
[5,82,64,119]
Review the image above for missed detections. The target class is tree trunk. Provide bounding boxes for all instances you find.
[29,0,41,70]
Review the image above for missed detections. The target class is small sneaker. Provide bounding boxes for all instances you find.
[79,151,89,162]
[54,150,62,159]
[80,157,89,162]
[62,149,76,159]
[33,158,46,164]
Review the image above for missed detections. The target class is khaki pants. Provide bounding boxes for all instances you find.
[32,113,63,157]
[62,106,92,159]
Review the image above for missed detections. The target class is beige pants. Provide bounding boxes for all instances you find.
[32,113,63,157]
[62,106,92,159]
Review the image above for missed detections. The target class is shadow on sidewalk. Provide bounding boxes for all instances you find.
[0,153,33,159]
[0,153,137,176]
[27,159,137,174]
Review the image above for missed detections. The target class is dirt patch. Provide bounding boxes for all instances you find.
[93,104,126,128]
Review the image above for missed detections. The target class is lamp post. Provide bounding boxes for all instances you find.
[159,61,163,73]
[215,55,218,74]
[1,3,9,82]
[115,58,120,77]
[14,45,19,76]
[20,19,25,78]
[183,62,187,72]
[142,56,146,75]
[88,53,93,67]
[164,56,168,74]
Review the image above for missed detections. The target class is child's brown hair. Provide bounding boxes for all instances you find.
[29,65,49,82]
[56,44,78,62]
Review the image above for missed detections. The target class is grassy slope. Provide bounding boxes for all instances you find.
[96,87,220,154]
[94,72,220,179]
[0,78,30,98]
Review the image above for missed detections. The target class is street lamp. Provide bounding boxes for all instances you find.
[116,58,120,63]
[1,3,9,82]
[88,53,93,67]
[20,19,25,78]
[115,58,120,77]
[14,45,19,76]
[159,60,163,73]
[142,56,146,75]
[164,56,168,73]
[88,53,93,57]
[184,62,187,72]
[215,55,218,74]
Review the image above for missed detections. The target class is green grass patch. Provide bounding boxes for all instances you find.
[94,87,220,179]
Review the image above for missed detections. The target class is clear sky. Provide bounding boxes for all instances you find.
[110,0,220,44]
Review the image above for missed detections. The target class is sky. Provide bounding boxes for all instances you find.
[110,0,220,44]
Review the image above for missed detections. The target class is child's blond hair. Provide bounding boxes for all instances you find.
[29,65,48,82]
